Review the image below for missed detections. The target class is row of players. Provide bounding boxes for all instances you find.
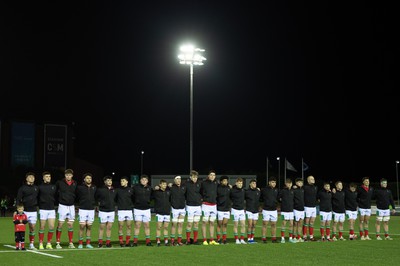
[14,169,396,250]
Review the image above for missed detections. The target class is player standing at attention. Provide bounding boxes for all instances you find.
[115,176,134,247]
[96,176,116,247]
[216,175,231,244]
[245,179,260,243]
[37,171,57,249]
[260,177,279,244]
[16,172,39,250]
[185,170,202,245]
[345,183,358,240]
[293,178,305,242]
[230,177,247,244]
[132,174,153,246]
[169,175,186,246]
[200,170,219,245]
[303,175,318,241]
[373,178,396,240]
[153,179,171,246]
[357,177,373,240]
[55,169,77,249]
[331,181,346,241]
[278,178,296,243]
[76,173,96,248]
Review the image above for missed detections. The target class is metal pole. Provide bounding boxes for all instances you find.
[141,150,144,175]
[190,64,194,174]
[277,157,280,189]
[396,161,399,206]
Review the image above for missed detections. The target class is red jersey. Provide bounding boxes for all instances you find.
[13,212,28,232]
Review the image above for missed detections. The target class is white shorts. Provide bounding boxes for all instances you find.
[186,205,202,218]
[304,207,317,218]
[376,209,390,217]
[319,211,332,222]
[201,204,217,218]
[25,211,38,224]
[281,211,294,221]
[134,209,151,222]
[333,212,345,222]
[171,207,186,219]
[78,209,95,224]
[39,209,56,220]
[246,211,259,221]
[262,210,278,222]
[118,210,133,221]
[217,211,230,221]
[156,214,171,223]
[345,210,358,220]
[359,208,371,217]
[231,208,245,222]
[294,210,305,221]
[98,211,115,223]
[57,204,75,222]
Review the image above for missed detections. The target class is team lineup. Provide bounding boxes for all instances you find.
[13,169,396,250]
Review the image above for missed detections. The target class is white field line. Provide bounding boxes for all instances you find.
[3,245,63,258]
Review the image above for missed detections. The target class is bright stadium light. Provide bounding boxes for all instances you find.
[178,44,206,173]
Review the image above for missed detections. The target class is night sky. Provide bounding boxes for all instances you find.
[1,1,397,183]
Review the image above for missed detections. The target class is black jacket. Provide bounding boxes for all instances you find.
[217,184,231,212]
[184,180,202,206]
[56,179,77,206]
[373,187,395,210]
[230,186,245,210]
[260,186,278,211]
[96,185,116,212]
[357,185,373,209]
[16,184,39,212]
[76,184,97,210]
[317,189,332,212]
[152,188,171,215]
[200,179,218,204]
[170,184,186,209]
[245,188,260,213]
[132,184,152,210]
[38,182,57,210]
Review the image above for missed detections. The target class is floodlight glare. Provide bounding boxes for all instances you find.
[178,44,206,174]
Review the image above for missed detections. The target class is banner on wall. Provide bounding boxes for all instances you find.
[11,121,35,167]
[44,124,67,169]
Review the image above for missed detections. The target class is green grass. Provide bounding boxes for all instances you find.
[1,215,399,265]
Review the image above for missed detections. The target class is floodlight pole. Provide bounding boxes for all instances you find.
[396,160,399,205]
[277,157,280,189]
[140,150,144,176]
[178,45,206,175]
[190,64,194,174]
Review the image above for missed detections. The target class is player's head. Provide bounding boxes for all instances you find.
[220,175,229,186]
[307,175,315,185]
[362,176,370,186]
[190,170,199,183]
[349,182,357,192]
[159,179,167,190]
[174,175,182,185]
[208,170,216,181]
[140,174,149,186]
[235,177,243,188]
[295,178,303,187]
[285,178,292,188]
[25,172,35,185]
[380,178,387,188]
[83,173,93,185]
[249,179,257,189]
[120,176,129,187]
[268,177,277,188]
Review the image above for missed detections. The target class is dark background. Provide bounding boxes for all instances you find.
[1,1,397,185]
